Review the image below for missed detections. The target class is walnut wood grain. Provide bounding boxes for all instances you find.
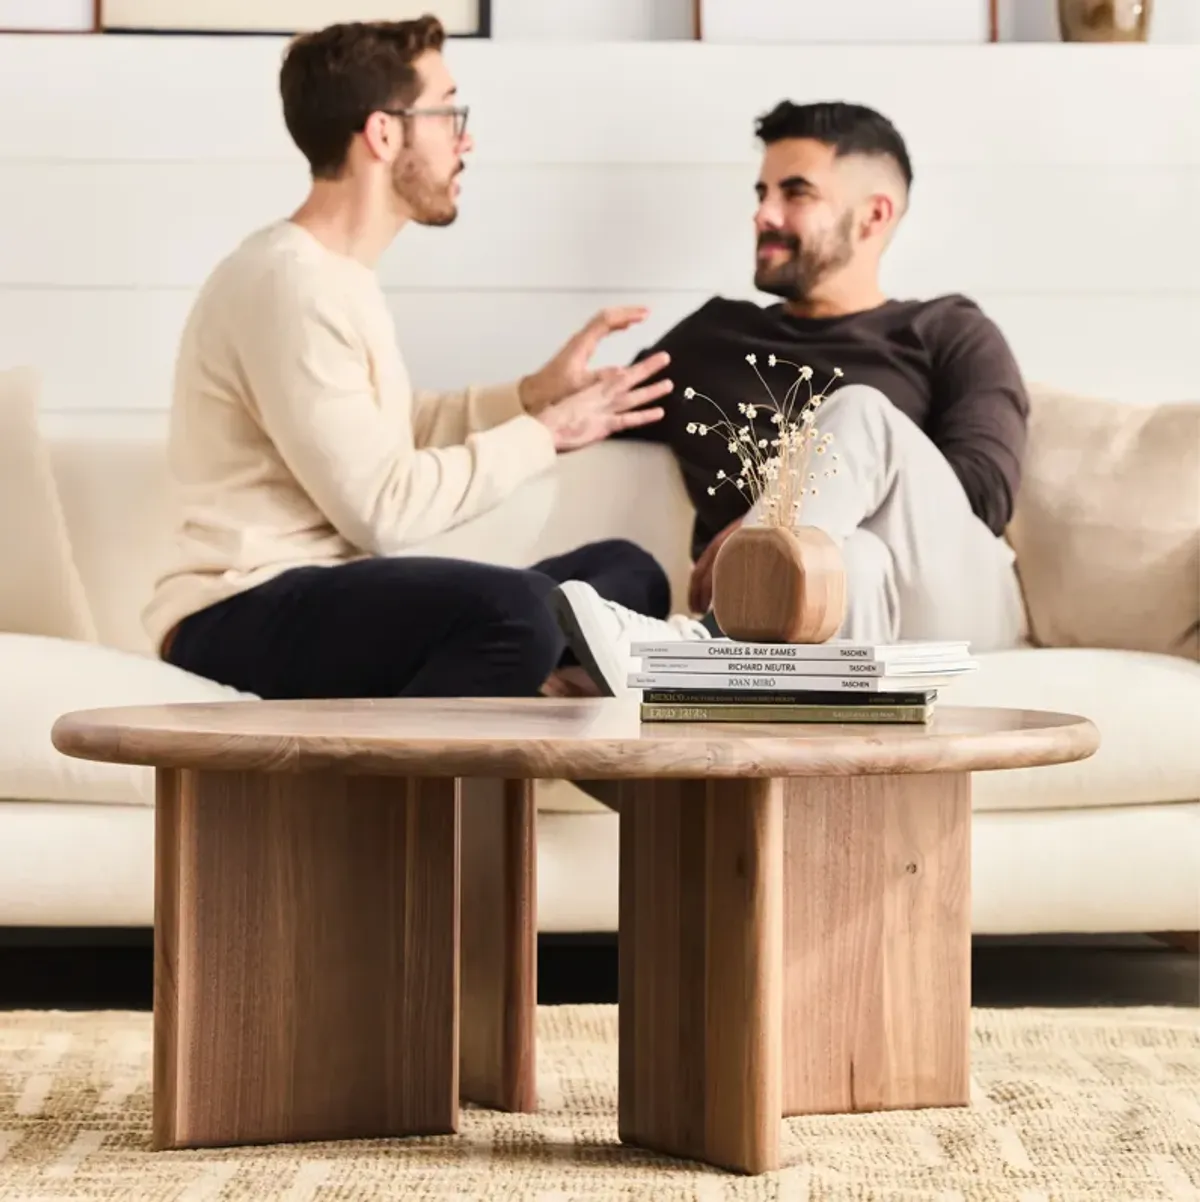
[459,777,537,1112]
[51,695,1100,1172]
[618,769,973,1173]
[619,777,783,1174]
[153,767,460,1150]
[51,699,1100,780]
[781,773,971,1115]
[712,525,846,644]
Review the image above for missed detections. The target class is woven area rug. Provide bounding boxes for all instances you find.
[1,1006,1198,1201]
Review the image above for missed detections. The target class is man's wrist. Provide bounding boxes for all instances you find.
[519,373,550,414]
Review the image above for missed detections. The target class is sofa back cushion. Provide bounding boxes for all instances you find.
[0,368,97,642]
[48,433,182,656]
[1007,385,1199,660]
[44,431,695,657]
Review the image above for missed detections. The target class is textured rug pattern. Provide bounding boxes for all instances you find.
[1,1005,1198,1200]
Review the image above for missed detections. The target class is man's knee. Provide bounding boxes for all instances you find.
[475,569,565,685]
[586,538,662,573]
[818,383,896,431]
[580,538,671,617]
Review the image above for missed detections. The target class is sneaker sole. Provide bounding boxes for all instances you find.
[548,586,620,698]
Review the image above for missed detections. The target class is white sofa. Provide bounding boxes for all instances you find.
[2,366,1198,936]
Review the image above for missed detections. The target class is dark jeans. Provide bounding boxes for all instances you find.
[165,539,671,699]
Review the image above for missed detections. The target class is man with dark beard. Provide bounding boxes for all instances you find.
[552,101,1031,697]
[144,17,704,700]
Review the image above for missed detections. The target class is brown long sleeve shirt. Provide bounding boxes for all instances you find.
[626,294,1030,557]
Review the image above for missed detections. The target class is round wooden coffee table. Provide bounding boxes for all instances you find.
[52,698,1098,1172]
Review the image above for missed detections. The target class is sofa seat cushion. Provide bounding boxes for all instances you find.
[942,647,1200,812]
[0,633,248,807]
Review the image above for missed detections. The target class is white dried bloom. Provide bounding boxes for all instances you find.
[800,366,814,381]
[686,422,697,434]
[768,354,777,367]
[745,353,757,366]
[684,387,696,399]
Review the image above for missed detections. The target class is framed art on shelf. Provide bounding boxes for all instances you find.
[97,0,490,36]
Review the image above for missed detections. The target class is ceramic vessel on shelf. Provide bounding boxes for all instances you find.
[1058,0,1153,41]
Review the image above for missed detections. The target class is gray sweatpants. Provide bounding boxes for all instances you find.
[746,384,1028,653]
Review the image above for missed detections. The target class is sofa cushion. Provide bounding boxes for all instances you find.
[1007,385,1200,660]
[48,434,181,657]
[0,368,97,642]
[46,433,697,655]
[0,633,248,807]
[942,647,1200,812]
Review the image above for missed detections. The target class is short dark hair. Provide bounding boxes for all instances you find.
[755,101,913,192]
[279,16,446,179]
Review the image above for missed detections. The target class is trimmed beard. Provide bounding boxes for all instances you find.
[392,157,459,227]
[754,209,854,302]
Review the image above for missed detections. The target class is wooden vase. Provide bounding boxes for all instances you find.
[711,525,846,644]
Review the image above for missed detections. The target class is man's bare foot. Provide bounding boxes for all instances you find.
[539,666,604,698]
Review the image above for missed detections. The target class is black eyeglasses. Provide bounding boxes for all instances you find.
[378,104,470,140]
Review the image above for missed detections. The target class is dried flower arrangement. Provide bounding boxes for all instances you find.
[683,353,843,530]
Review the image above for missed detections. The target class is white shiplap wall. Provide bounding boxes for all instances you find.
[0,34,1196,433]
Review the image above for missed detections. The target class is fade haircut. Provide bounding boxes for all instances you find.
[755,100,913,195]
[279,16,446,180]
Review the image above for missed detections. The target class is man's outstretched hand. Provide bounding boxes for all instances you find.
[536,352,671,452]
[520,306,655,413]
[687,516,744,615]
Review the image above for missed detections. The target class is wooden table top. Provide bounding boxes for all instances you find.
[51,698,1099,780]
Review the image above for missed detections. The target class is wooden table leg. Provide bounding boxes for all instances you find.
[618,771,972,1175]
[781,773,971,1116]
[618,777,784,1174]
[459,777,537,1112]
[153,767,459,1150]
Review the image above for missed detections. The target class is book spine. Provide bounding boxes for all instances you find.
[641,704,930,723]
[641,657,889,676]
[629,672,910,693]
[642,689,935,705]
[632,641,884,660]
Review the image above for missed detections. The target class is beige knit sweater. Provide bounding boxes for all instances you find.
[142,221,556,653]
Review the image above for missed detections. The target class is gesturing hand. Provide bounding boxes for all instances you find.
[536,351,672,452]
[520,306,653,414]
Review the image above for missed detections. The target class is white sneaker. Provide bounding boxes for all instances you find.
[549,580,711,698]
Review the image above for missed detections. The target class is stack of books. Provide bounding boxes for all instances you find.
[629,638,978,724]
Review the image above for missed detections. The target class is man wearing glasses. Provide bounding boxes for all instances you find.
[144,16,701,700]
